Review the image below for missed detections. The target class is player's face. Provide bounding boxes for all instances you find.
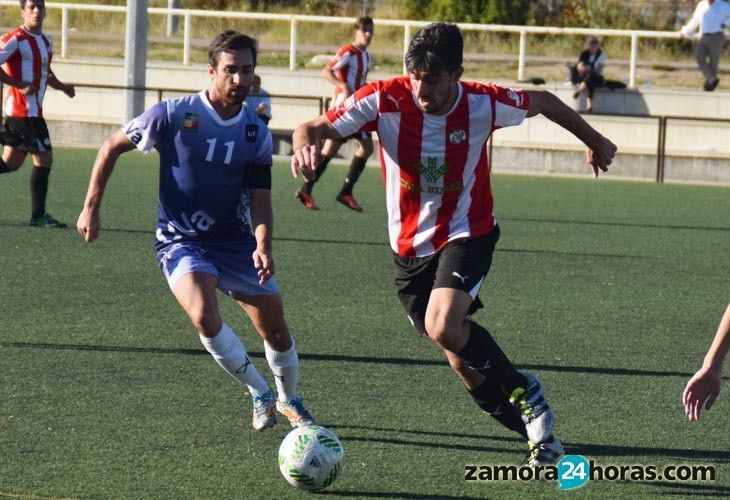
[208,48,254,107]
[354,25,374,48]
[409,67,462,115]
[21,0,45,33]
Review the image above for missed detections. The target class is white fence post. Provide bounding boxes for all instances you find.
[403,23,412,74]
[183,12,191,65]
[518,30,526,81]
[289,17,298,71]
[629,33,638,88]
[61,6,68,58]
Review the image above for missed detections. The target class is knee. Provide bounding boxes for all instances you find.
[188,303,221,336]
[424,307,464,350]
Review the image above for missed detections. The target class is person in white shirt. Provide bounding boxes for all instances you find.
[680,0,730,91]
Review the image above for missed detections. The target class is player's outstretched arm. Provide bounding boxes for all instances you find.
[77,130,136,242]
[683,302,730,421]
[526,89,617,178]
[249,188,275,284]
[291,115,342,180]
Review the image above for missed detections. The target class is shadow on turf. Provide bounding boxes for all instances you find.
[4,341,721,382]
[331,424,730,463]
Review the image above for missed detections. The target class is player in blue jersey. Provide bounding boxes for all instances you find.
[76,31,315,431]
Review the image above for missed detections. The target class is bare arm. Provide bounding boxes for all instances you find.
[290,114,344,179]
[249,187,275,283]
[47,70,75,98]
[0,66,34,95]
[683,303,730,421]
[526,89,617,177]
[321,64,349,94]
[77,129,136,242]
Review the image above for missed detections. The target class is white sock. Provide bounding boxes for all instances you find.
[264,338,300,402]
[199,323,269,396]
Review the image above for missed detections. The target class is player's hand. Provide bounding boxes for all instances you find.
[586,136,617,178]
[76,208,100,242]
[252,247,275,284]
[291,144,319,181]
[64,84,76,98]
[20,82,35,95]
[683,366,722,421]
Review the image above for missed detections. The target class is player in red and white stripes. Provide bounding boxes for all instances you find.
[292,23,616,466]
[296,16,374,212]
[0,0,75,227]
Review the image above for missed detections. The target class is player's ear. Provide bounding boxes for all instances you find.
[452,66,464,81]
[207,63,215,80]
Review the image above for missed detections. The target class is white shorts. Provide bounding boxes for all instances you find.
[156,241,279,296]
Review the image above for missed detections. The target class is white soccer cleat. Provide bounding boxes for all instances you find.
[251,389,277,431]
[524,436,564,467]
[509,372,555,444]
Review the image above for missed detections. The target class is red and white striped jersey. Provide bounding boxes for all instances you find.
[326,76,529,258]
[326,43,371,108]
[0,27,53,118]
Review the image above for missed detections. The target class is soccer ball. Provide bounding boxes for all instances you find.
[278,425,344,490]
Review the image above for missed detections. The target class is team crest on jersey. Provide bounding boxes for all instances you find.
[506,89,523,107]
[449,129,466,144]
[183,112,199,132]
[245,124,258,142]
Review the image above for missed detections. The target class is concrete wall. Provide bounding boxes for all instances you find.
[39,58,730,184]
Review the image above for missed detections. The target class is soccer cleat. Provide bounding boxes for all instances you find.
[523,436,564,467]
[276,395,316,428]
[509,372,555,444]
[29,213,68,228]
[295,189,319,210]
[251,389,277,431]
[336,193,363,212]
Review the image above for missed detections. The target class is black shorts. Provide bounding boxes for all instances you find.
[0,117,52,153]
[393,225,500,335]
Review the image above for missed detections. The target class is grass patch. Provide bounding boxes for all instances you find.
[0,149,729,499]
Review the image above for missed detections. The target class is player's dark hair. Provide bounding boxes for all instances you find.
[354,16,374,31]
[20,0,43,8]
[405,22,463,75]
[208,30,258,67]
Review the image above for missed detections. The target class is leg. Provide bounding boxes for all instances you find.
[235,292,315,427]
[172,271,274,429]
[695,38,713,84]
[706,33,723,89]
[29,151,53,220]
[339,134,373,196]
[0,145,27,174]
[444,349,527,438]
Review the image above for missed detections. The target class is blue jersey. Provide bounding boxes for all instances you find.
[123,90,273,250]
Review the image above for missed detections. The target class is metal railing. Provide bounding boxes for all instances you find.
[2,81,727,182]
[0,0,689,88]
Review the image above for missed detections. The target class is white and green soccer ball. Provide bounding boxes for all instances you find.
[278,425,344,490]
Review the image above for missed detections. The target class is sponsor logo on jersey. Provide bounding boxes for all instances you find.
[245,124,258,142]
[400,157,464,195]
[449,129,467,144]
[183,112,199,132]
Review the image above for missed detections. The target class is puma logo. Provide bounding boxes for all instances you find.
[452,271,469,284]
[386,94,403,109]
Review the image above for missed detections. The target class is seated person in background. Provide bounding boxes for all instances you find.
[245,74,272,125]
[570,35,606,112]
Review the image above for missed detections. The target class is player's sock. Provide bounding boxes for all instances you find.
[302,156,331,194]
[30,165,50,218]
[0,158,11,174]
[468,379,527,438]
[199,323,270,396]
[264,339,299,402]
[458,321,528,395]
[339,156,367,196]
